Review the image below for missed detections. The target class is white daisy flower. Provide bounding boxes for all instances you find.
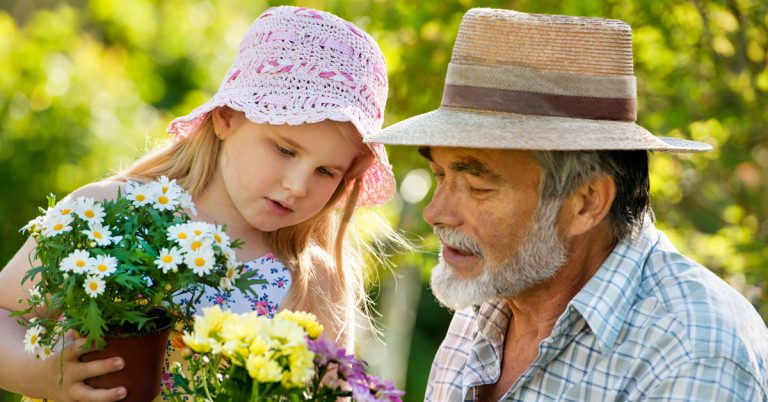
[91,255,118,277]
[178,191,197,216]
[155,247,183,273]
[125,181,157,207]
[225,266,241,287]
[211,225,231,250]
[187,222,211,239]
[82,223,116,247]
[23,326,44,355]
[83,275,106,298]
[36,344,55,360]
[28,286,42,299]
[51,200,77,218]
[20,215,45,234]
[223,248,239,268]
[41,214,74,237]
[152,190,179,211]
[60,249,93,274]
[75,198,105,225]
[184,248,216,277]
[167,223,193,244]
[219,277,233,290]
[185,237,213,254]
[154,176,182,197]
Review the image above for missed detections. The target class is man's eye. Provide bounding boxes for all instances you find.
[276,145,295,157]
[469,187,492,194]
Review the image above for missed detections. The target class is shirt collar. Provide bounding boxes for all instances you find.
[568,221,660,354]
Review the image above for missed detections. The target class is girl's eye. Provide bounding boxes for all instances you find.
[275,144,295,157]
[317,167,335,178]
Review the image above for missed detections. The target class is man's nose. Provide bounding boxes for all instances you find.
[423,185,460,228]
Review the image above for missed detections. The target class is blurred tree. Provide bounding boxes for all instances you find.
[0,0,765,401]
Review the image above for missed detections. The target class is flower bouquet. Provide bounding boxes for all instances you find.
[13,176,263,400]
[165,306,404,402]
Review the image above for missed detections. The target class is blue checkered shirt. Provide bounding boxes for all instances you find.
[426,223,768,401]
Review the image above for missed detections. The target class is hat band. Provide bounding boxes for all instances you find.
[441,84,637,121]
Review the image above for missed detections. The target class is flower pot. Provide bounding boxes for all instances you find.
[80,309,173,402]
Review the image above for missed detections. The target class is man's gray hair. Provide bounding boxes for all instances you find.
[532,150,654,241]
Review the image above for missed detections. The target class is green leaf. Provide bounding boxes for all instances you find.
[83,299,107,350]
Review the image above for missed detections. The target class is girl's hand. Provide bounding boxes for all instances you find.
[42,337,127,402]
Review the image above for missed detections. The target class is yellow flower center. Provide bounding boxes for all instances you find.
[61,208,72,215]
[162,186,169,194]
[136,194,146,202]
[97,264,107,272]
[162,255,173,263]
[158,196,169,205]
[54,223,64,231]
[76,261,85,268]
[214,234,222,243]
[227,268,234,279]
[85,210,94,218]
[89,282,98,291]
[195,258,205,267]
[30,334,38,344]
[191,241,202,251]
[178,233,188,240]
[94,231,102,239]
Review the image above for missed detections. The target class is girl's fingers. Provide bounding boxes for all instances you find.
[74,356,125,382]
[70,381,127,402]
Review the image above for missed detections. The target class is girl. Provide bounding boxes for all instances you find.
[0,6,396,402]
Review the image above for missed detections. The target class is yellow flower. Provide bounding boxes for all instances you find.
[275,310,324,339]
[282,346,315,388]
[182,306,232,353]
[246,354,282,383]
[266,318,309,353]
[220,313,260,362]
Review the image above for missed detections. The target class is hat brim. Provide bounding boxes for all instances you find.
[167,90,396,207]
[369,108,711,153]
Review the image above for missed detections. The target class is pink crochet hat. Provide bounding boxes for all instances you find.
[167,6,394,206]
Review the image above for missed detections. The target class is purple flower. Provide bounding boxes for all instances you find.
[349,374,404,402]
[308,336,366,380]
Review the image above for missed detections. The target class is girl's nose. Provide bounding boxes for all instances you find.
[282,168,310,198]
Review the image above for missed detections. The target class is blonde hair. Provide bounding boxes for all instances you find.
[121,113,378,344]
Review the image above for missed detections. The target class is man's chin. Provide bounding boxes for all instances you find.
[430,261,492,311]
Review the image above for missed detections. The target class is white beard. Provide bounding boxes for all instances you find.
[430,199,569,311]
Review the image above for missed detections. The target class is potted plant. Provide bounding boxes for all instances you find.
[14,176,263,401]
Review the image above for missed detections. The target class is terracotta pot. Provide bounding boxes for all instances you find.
[80,309,173,402]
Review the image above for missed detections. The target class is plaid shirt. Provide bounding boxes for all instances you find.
[426,223,768,401]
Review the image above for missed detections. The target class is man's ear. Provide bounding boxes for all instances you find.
[211,107,241,139]
[560,175,616,237]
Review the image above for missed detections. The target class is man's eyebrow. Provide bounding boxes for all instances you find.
[450,158,502,181]
[418,146,432,161]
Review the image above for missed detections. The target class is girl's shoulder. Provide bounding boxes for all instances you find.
[66,177,128,202]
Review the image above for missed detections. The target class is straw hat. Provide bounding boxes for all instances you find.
[368,8,710,152]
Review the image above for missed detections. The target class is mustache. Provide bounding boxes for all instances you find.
[433,226,485,258]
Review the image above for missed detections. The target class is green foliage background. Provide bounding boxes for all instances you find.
[0,0,766,401]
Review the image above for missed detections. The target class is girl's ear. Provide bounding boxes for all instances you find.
[211,107,241,139]
[560,174,616,237]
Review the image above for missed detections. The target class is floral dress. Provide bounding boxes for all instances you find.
[22,253,291,402]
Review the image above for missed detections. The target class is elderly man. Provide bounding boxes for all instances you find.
[369,8,768,402]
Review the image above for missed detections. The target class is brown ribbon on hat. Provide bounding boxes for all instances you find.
[442,84,637,121]
[440,62,638,122]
